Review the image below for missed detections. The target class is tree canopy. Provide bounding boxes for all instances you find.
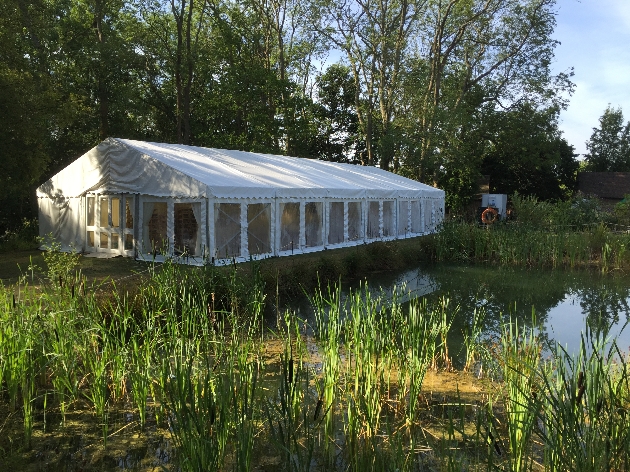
[584,106,630,172]
[0,0,579,231]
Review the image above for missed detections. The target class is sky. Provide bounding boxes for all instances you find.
[553,0,630,157]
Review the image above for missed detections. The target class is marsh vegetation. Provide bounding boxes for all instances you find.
[1,242,629,471]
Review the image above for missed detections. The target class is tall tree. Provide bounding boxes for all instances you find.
[317,0,422,168]
[480,103,578,201]
[584,106,630,172]
[410,0,570,181]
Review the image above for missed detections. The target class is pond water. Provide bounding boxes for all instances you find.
[292,264,630,366]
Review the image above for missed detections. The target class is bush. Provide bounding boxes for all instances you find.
[613,195,630,226]
[511,193,607,229]
[0,218,39,252]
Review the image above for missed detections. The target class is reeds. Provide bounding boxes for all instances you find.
[434,219,630,270]
[2,243,630,471]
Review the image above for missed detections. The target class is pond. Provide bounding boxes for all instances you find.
[291,263,630,366]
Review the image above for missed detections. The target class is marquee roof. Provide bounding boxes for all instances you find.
[37,138,444,200]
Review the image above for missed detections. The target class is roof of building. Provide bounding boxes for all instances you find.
[577,172,630,200]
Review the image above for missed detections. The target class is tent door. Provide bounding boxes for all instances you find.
[86,194,134,255]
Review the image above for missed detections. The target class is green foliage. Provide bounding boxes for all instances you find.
[37,234,80,287]
[511,193,606,229]
[614,195,630,226]
[481,104,579,202]
[434,206,630,270]
[584,106,630,172]
[1,0,576,230]
[0,219,39,252]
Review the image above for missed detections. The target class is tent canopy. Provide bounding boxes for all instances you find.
[37,138,444,201]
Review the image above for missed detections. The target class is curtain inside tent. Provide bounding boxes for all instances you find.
[383,201,395,237]
[305,202,323,248]
[143,202,167,253]
[367,201,380,239]
[125,197,134,250]
[280,202,300,252]
[348,202,362,241]
[215,203,241,258]
[398,200,409,236]
[174,203,200,256]
[410,200,421,233]
[247,203,271,255]
[328,202,344,245]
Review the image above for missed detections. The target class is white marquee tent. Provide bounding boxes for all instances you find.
[37,138,445,264]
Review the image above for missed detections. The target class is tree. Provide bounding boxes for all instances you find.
[480,103,578,200]
[584,106,630,172]
[310,64,362,162]
[316,0,422,168]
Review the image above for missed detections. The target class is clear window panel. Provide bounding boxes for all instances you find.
[280,202,300,252]
[174,203,199,256]
[125,198,134,229]
[111,197,120,227]
[247,203,271,255]
[367,201,380,239]
[398,201,409,236]
[410,201,422,233]
[143,202,167,253]
[348,202,363,241]
[383,201,395,237]
[100,232,109,249]
[424,200,433,233]
[87,231,95,247]
[87,197,95,227]
[328,202,344,245]
[100,197,109,227]
[215,203,241,258]
[125,234,133,251]
[111,233,119,249]
[305,202,323,248]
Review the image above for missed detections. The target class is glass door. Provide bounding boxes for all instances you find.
[86,194,134,254]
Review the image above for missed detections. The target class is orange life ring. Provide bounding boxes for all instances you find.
[481,207,498,224]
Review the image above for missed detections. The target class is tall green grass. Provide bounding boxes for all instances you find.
[1,242,630,471]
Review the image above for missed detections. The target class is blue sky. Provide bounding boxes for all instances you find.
[553,0,630,157]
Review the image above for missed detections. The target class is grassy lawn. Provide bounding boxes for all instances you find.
[0,249,147,287]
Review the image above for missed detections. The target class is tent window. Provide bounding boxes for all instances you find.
[125,198,134,229]
[367,201,380,239]
[398,201,409,235]
[280,202,300,252]
[111,198,120,227]
[305,202,323,248]
[100,232,109,249]
[87,197,95,227]
[410,200,421,233]
[100,197,109,227]
[424,200,432,233]
[174,203,199,256]
[247,203,271,255]
[383,201,395,237]
[87,231,95,247]
[143,202,167,253]
[215,203,241,258]
[328,202,344,245]
[111,233,119,249]
[348,202,362,241]
[125,234,133,251]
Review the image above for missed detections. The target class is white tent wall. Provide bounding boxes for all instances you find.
[37,139,445,262]
[38,196,84,251]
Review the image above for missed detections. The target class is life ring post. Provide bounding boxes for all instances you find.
[481,206,499,225]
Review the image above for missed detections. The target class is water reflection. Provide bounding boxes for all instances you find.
[343,264,630,360]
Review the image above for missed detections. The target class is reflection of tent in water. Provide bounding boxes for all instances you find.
[37,138,445,265]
